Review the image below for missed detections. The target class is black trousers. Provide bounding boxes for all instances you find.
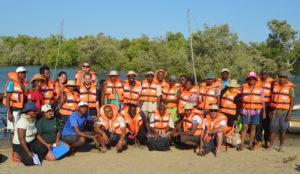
[255,106,271,142]
[13,140,48,166]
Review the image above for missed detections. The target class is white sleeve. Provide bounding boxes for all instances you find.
[118,116,126,128]
[169,117,174,129]
[149,114,155,128]
[95,117,102,125]
[192,115,202,124]
[219,120,226,127]
[16,118,27,129]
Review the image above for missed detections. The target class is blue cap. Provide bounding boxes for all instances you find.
[22,102,39,113]
[205,73,215,79]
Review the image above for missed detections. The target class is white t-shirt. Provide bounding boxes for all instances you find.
[96,116,126,132]
[149,114,175,129]
[13,115,37,144]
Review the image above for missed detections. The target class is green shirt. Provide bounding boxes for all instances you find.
[36,117,60,144]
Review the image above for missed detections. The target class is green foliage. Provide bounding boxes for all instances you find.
[0,19,299,80]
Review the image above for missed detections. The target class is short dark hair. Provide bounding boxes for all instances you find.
[83,72,92,78]
[180,75,188,79]
[40,66,50,74]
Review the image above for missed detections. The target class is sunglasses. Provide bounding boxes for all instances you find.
[35,80,44,83]
[210,110,218,112]
[82,65,90,68]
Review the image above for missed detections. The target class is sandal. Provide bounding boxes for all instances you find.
[237,146,243,151]
[12,152,21,162]
[249,146,255,151]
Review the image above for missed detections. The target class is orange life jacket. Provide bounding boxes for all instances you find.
[121,107,143,134]
[53,82,67,102]
[162,83,180,108]
[41,79,54,105]
[182,109,204,136]
[216,78,226,90]
[220,90,239,115]
[103,80,124,101]
[270,81,296,110]
[198,82,219,110]
[257,77,274,103]
[153,77,167,88]
[2,72,27,109]
[99,104,127,134]
[204,113,229,142]
[79,83,98,108]
[75,70,97,85]
[123,80,141,105]
[150,110,171,134]
[59,89,79,116]
[241,83,263,109]
[140,80,158,102]
[178,86,199,114]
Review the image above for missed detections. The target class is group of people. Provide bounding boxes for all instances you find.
[3,62,296,166]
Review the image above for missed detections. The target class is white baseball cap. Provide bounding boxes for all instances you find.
[78,101,88,107]
[41,104,53,112]
[16,67,27,73]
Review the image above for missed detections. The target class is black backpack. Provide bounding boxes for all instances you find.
[147,137,170,151]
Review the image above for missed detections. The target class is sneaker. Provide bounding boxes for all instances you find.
[255,141,262,148]
[12,152,21,162]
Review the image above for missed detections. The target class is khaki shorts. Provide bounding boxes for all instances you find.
[7,110,21,133]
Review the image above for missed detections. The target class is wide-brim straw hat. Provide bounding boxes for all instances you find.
[107,70,120,76]
[125,71,138,77]
[146,71,155,76]
[226,79,240,88]
[184,103,194,110]
[209,104,219,110]
[30,74,46,84]
[155,69,168,77]
[66,80,76,86]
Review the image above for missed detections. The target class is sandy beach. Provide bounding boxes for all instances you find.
[0,134,299,174]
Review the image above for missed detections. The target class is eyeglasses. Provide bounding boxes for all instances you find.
[210,110,218,112]
[82,65,90,68]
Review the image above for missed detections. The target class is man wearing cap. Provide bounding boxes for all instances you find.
[216,68,230,91]
[75,62,97,85]
[198,73,221,113]
[220,79,241,127]
[154,69,168,88]
[269,72,296,152]
[59,80,80,125]
[203,104,228,157]
[238,72,266,151]
[123,71,141,107]
[162,75,181,124]
[101,70,124,110]
[61,101,100,155]
[40,66,55,106]
[2,67,27,162]
[255,69,275,148]
[79,73,100,117]
[172,103,204,155]
[140,71,162,119]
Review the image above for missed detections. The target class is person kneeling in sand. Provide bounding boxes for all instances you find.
[172,103,204,155]
[202,104,227,157]
[94,104,127,153]
[61,101,100,156]
[120,104,149,145]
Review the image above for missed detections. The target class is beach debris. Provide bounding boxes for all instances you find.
[282,155,297,163]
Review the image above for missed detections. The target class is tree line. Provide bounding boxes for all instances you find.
[0,19,299,80]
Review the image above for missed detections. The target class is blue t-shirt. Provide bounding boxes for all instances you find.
[61,111,92,136]
[6,81,25,93]
[221,80,230,90]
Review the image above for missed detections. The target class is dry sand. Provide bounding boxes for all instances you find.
[0,134,300,174]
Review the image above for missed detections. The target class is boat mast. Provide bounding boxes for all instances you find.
[52,20,64,81]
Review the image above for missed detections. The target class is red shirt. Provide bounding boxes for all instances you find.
[27,89,44,110]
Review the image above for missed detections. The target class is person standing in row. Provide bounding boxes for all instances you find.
[27,74,46,114]
[198,73,220,114]
[101,70,124,110]
[3,67,28,162]
[216,68,231,91]
[162,75,181,124]
[140,71,161,120]
[154,69,168,88]
[53,71,67,105]
[59,80,79,125]
[75,62,97,85]
[123,71,141,107]
[238,72,266,151]
[40,66,54,106]
[79,73,100,117]
[178,78,199,115]
[255,69,274,148]
[269,72,295,152]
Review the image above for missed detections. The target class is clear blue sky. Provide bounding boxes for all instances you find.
[0,0,299,43]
